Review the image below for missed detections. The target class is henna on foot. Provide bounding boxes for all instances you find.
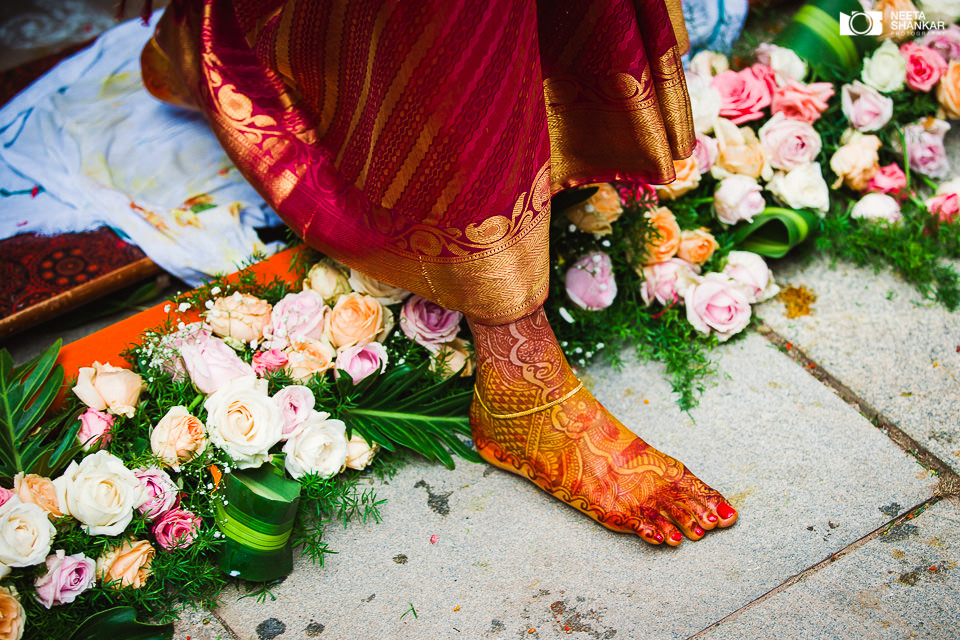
[469,306,737,545]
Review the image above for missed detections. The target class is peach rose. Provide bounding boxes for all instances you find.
[676,229,719,265]
[0,586,24,640]
[345,433,380,471]
[770,80,834,124]
[206,292,272,345]
[655,157,701,200]
[712,118,768,180]
[285,339,337,381]
[642,207,681,265]
[327,293,392,348]
[96,538,154,590]
[13,473,61,519]
[150,406,208,468]
[563,183,624,235]
[937,60,960,119]
[876,0,920,41]
[72,362,144,418]
[829,132,881,191]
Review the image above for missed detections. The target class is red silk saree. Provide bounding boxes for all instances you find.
[141,0,694,324]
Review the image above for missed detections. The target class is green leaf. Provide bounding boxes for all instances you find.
[190,202,217,213]
[68,606,173,640]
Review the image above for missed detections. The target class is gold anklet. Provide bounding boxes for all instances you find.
[474,382,584,420]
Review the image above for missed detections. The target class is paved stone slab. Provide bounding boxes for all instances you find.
[173,607,235,640]
[696,497,960,639]
[758,257,960,474]
[206,334,937,640]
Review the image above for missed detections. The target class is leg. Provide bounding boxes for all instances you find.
[469,305,737,545]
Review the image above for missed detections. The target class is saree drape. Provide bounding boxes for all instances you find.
[141,0,694,324]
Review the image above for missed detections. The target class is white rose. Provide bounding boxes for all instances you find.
[686,72,722,134]
[52,450,146,536]
[282,412,348,479]
[937,176,960,195]
[851,193,903,223]
[688,50,729,77]
[348,269,410,305]
[919,0,960,22]
[0,501,55,567]
[722,251,780,303]
[767,163,830,214]
[861,40,907,93]
[303,260,351,304]
[755,43,808,82]
[714,175,766,225]
[345,433,380,471]
[204,376,283,469]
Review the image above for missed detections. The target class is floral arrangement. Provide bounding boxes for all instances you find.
[0,250,477,640]
[544,5,960,407]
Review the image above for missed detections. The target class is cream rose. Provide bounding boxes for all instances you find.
[0,501,55,567]
[851,193,904,223]
[96,538,155,590]
[711,118,769,180]
[755,43,807,82]
[204,376,283,469]
[72,362,144,418]
[830,131,881,191]
[689,50,729,77]
[13,473,62,519]
[686,72,722,134]
[767,163,830,213]
[303,260,352,304]
[563,183,624,235]
[206,292,272,345]
[327,293,393,348]
[861,39,907,93]
[282,411,348,479]
[655,157,700,200]
[150,406,208,468]
[53,450,146,536]
[920,0,960,21]
[285,338,337,381]
[348,269,410,305]
[0,586,24,640]
[345,433,380,471]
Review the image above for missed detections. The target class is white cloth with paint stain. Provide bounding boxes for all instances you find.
[0,12,282,286]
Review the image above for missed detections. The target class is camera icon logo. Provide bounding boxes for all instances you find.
[839,11,884,36]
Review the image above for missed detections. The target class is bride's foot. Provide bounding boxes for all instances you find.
[468,306,738,545]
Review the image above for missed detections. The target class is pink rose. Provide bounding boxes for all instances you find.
[840,81,894,132]
[926,192,960,222]
[134,468,179,520]
[176,331,255,395]
[0,487,13,508]
[713,175,765,225]
[865,163,907,197]
[683,273,752,342]
[272,385,315,440]
[900,42,948,92]
[851,193,903,224]
[722,251,779,303]
[693,133,718,174]
[711,66,773,125]
[902,119,951,179]
[335,342,388,384]
[251,348,288,376]
[77,408,114,451]
[262,290,329,350]
[758,113,822,171]
[565,252,617,310]
[920,25,960,61]
[151,508,201,551]
[639,258,700,306]
[771,79,834,123]
[399,296,462,348]
[33,550,95,609]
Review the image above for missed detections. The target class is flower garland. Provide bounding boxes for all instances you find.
[0,249,477,640]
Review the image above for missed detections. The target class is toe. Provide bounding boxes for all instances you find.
[680,495,719,531]
[659,500,705,541]
[635,507,682,546]
[629,518,665,545]
[713,501,738,527]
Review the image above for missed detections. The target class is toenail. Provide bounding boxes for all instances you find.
[670,531,682,541]
[706,514,717,523]
[654,533,664,542]
[693,525,704,536]
[717,503,735,519]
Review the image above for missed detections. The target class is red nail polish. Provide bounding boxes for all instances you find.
[671,531,683,541]
[706,513,717,522]
[694,526,704,536]
[716,503,735,519]
[654,533,664,542]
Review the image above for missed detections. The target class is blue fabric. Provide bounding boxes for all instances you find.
[682,0,750,57]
